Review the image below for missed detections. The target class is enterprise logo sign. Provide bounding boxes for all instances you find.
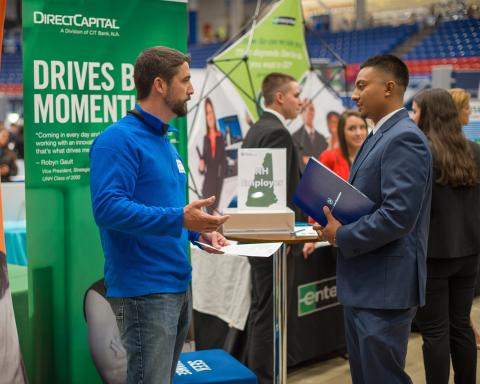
[33,11,120,30]
[298,277,340,316]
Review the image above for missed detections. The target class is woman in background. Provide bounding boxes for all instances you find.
[198,98,227,214]
[450,88,472,127]
[319,110,368,180]
[449,87,480,350]
[303,110,367,258]
[413,88,480,384]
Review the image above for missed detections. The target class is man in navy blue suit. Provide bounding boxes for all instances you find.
[315,55,432,383]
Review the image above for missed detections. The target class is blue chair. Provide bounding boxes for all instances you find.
[174,349,257,384]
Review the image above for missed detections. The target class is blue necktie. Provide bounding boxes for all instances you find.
[365,130,373,142]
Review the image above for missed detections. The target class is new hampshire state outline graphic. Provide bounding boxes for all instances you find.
[246,153,278,207]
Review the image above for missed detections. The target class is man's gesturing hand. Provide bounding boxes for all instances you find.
[197,231,229,254]
[184,196,230,232]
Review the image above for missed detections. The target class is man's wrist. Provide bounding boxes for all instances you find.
[199,232,210,244]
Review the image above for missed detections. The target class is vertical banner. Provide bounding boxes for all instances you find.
[0,184,27,384]
[0,2,27,381]
[22,1,188,382]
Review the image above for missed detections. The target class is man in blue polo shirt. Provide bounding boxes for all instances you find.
[90,46,230,384]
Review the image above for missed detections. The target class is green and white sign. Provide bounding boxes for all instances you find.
[213,0,310,120]
[23,1,188,382]
[238,148,286,209]
[298,277,339,317]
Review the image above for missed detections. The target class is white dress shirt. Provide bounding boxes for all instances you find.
[372,107,405,135]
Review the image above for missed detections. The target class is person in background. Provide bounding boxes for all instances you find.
[449,88,472,128]
[303,110,368,258]
[90,46,230,384]
[412,89,480,384]
[319,110,368,181]
[449,87,480,350]
[198,97,227,214]
[292,99,328,171]
[326,110,340,149]
[242,72,303,383]
[0,127,17,182]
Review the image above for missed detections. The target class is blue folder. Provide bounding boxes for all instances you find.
[293,157,375,226]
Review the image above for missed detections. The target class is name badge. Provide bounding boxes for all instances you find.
[176,159,186,173]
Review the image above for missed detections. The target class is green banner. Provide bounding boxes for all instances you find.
[22,1,187,382]
[214,0,310,120]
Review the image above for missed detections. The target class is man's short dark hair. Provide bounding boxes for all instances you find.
[326,111,340,120]
[134,46,191,100]
[360,54,409,89]
[262,73,296,106]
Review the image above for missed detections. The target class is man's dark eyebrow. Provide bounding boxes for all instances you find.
[355,80,366,86]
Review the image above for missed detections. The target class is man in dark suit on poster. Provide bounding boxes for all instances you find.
[292,99,328,171]
[241,72,303,383]
[315,55,432,384]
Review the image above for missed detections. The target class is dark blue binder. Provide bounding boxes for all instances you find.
[293,157,375,226]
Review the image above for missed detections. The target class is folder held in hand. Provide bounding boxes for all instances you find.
[293,157,375,226]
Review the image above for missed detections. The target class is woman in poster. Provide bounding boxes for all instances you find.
[198,98,227,214]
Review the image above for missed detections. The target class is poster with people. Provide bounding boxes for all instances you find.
[188,67,345,212]
[188,4,346,213]
[288,71,345,170]
[188,0,343,213]
[188,66,252,213]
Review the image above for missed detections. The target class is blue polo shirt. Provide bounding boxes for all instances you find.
[90,105,199,297]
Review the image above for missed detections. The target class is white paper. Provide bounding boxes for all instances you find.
[291,226,330,248]
[291,225,318,237]
[221,242,282,257]
[193,241,225,254]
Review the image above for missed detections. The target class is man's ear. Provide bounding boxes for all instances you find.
[152,77,167,96]
[275,90,285,105]
[385,80,396,98]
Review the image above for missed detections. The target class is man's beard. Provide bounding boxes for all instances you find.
[165,91,188,117]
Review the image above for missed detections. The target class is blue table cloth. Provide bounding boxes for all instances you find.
[4,220,27,266]
[174,349,256,383]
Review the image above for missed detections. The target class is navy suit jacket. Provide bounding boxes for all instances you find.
[336,109,432,309]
